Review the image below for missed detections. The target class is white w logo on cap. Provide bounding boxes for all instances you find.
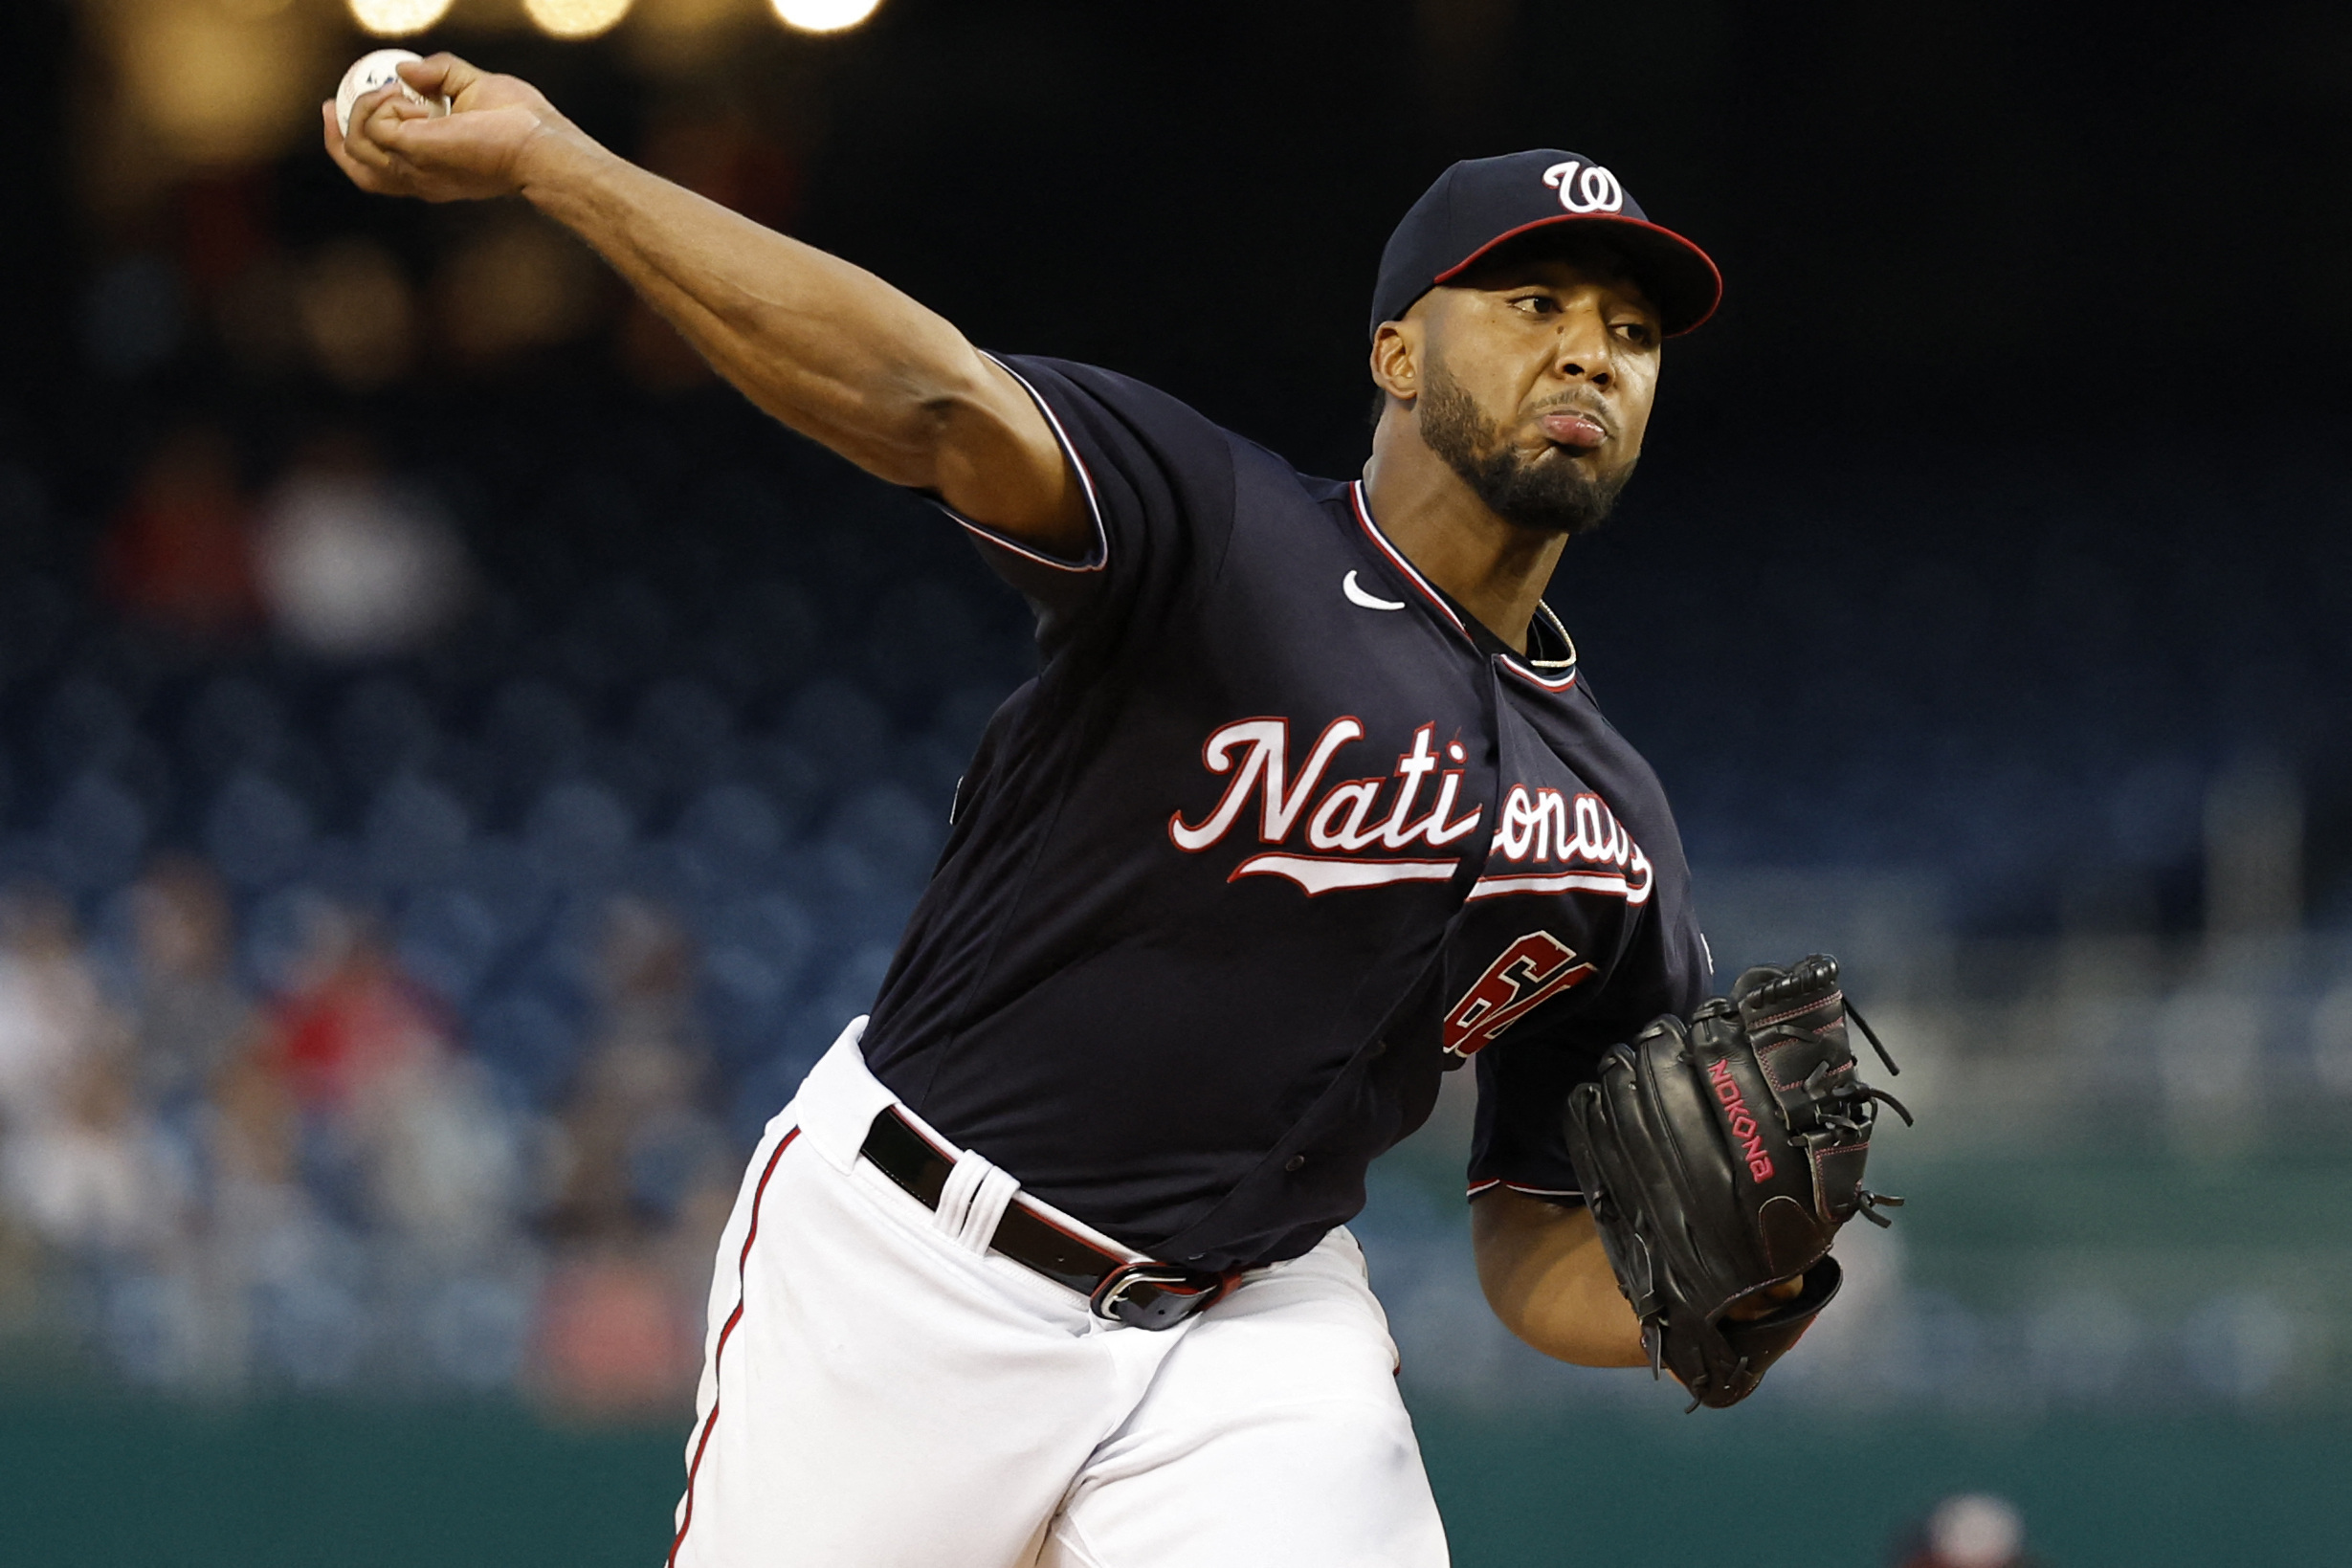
[1542,161,1624,214]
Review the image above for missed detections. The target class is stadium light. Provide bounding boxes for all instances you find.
[523,0,635,39]
[346,0,455,36]
[120,0,312,166]
[770,0,883,34]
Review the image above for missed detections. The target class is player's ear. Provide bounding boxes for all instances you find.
[1369,320,1419,404]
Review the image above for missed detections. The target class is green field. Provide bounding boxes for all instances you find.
[3,1394,2342,1566]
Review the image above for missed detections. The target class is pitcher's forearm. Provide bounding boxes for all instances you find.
[1471,1190,1647,1367]
[517,130,996,491]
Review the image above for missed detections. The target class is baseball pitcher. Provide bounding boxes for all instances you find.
[329,55,1905,1567]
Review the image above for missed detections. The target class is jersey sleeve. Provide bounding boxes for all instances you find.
[933,354,1238,650]
[1465,910,1712,1204]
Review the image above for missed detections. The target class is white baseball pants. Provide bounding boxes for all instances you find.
[667,1020,1450,1568]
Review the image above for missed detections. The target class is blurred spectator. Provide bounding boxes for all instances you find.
[529,899,728,1416]
[531,1241,702,1419]
[540,899,727,1241]
[98,424,261,642]
[267,904,444,1115]
[0,887,203,1377]
[208,1033,300,1197]
[0,890,124,1133]
[356,1049,525,1262]
[202,1023,311,1375]
[121,856,255,1115]
[254,431,471,658]
[262,902,521,1257]
[1,1046,189,1265]
[1893,1493,2037,1568]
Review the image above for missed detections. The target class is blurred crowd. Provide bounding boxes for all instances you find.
[5,59,2347,1420]
[0,855,764,1413]
[0,380,1025,1412]
[4,284,2348,1416]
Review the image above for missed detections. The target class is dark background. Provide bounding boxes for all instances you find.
[17,0,2352,455]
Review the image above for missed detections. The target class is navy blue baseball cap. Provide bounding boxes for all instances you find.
[1370,150,1721,339]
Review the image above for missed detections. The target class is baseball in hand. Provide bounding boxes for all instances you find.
[335,49,450,138]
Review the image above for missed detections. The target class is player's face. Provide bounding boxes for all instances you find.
[1411,254,1661,535]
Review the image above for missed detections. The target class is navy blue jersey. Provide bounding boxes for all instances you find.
[859,356,1711,1271]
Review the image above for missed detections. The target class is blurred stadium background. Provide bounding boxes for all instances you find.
[2,0,2349,1563]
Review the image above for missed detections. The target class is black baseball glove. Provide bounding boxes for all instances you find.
[1561,955,1910,1409]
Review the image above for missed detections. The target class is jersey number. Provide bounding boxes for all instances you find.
[1443,932,1596,1057]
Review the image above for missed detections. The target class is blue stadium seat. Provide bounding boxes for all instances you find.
[205,769,316,890]
[365,775,473,892]
[523,780,635,889]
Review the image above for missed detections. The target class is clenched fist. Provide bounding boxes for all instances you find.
[323,53,589,204]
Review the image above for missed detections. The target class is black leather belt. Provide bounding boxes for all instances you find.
[858,1107,1230,1331]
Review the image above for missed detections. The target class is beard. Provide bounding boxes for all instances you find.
[1417,363,1634,537]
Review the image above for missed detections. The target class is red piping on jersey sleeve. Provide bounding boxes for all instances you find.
[934,355,1111,573]
[668,1125,801,1567]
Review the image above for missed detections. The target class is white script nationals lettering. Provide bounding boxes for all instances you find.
[1467,785,1653,904]
[1168,718,1482,894]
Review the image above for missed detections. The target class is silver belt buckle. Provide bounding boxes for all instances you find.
[1090,1263,1222,1331]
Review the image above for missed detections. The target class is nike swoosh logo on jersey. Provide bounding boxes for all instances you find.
[1342,571,1405,611]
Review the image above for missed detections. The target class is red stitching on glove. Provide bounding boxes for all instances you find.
[1747,989,1845,1029]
